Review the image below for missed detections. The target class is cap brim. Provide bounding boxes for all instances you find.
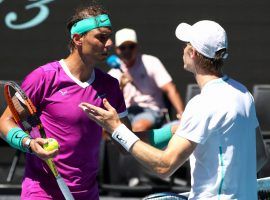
[117,40,137,47]
[175,23,192,42]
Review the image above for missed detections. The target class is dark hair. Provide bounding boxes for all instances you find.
[66,4,109,51]
[196,49,227,74]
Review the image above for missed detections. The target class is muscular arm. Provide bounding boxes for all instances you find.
[105,116,132,153]
[0,107,58,160]
[0,107,31,151]
[0,107,18,137]
[80,99,195,178]
[130,134,196,178]
[161,82,185,118]
[134,123,179,144]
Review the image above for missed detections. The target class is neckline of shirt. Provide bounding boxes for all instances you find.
[59,59,95,88]
[201,75,229,92]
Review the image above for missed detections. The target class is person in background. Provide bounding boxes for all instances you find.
[108,28,185,132]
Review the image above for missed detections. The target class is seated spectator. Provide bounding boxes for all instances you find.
[108,28,184,132]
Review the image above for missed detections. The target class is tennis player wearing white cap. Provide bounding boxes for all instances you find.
[80,20,269,199]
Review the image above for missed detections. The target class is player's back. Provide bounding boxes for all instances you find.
[187,75,258,199]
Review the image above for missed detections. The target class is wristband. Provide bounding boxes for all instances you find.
[149,124,173,149]
[6,127,29,152]
[24,137,33,153]
[112,124,140,152]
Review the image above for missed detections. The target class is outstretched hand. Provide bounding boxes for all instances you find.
[79,98,122,134]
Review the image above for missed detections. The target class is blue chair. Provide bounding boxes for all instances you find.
[253,84,270,139]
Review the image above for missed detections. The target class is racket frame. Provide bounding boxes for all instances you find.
[3,81,74,200]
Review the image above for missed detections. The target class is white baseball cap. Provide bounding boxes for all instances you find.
[175,20,228,59]
[115,28,137,47]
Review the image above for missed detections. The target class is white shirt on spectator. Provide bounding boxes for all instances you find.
[108,54,172,111]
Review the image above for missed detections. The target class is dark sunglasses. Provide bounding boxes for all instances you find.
[119,44,136,51]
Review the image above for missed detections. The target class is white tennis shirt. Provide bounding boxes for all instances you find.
[108,54,172,111]
[176,76,258,200]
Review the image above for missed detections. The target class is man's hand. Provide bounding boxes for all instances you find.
[79,98,122,134]
[25,138,59,160]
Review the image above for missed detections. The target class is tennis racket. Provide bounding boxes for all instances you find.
[257,177,270,199]
[1,80,74,200]
[143,192,188,200]
[143,177,270,200]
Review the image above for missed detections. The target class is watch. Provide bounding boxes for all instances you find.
[24,138,33,153]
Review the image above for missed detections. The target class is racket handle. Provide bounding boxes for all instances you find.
[56,175,74,200]
[45,159,59,177]
[46,160,74,200]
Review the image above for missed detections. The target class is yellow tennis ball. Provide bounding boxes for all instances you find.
[43,138,59,151]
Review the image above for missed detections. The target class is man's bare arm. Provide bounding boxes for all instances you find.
[131,134,196,178]
[79,99,196,178]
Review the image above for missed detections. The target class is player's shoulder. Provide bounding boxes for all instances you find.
[141,54,161,63]
[227,77,255,106]
[227,77,249,93]
[185,94,203,109]
[24,60,60,80]
[39,60,61,73]
[30,60,60,76]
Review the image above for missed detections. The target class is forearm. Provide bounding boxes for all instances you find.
[111,123,171,176]
[133,123,178,149]
[0,108,32,152]
[112,124,189,178]
[0,108,19,137]
[109,118,178,149]
[131,140,172,178]
[79,100,195,177]
[130,134,194,178]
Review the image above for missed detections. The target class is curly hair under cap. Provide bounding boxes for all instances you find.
[66,4,109,51]
[196,48,227,75]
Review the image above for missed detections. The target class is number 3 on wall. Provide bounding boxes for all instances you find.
[5,0,55,30]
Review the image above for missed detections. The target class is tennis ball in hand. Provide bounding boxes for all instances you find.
[43,138,59,152]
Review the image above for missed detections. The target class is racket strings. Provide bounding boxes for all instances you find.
[26,114,41,127]
[3,81,75,200]
[11,92,34,132]
[258,190,270,199]
[9,86,43,133]
[257,177,270,199]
